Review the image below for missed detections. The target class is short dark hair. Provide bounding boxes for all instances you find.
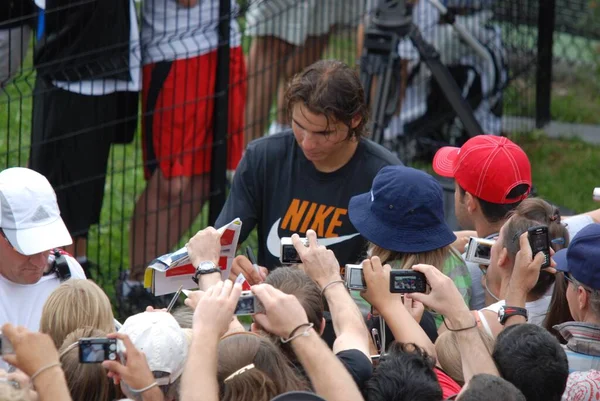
[458,184,529,223]
[457,374,526,401]
[285,60,368,139]
[366,342,442,401]
[492,324,568,401]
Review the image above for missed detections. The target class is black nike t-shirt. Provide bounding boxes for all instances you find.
[215,131,402,270]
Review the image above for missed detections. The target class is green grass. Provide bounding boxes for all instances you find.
[1,26,600,308]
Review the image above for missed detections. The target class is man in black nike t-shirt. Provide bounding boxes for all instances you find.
[216,60,401,278]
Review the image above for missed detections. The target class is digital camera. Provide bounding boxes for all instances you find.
[78,338,118,364]
[234,291,256,316]
[465,237,495,265]
[389,270,427,293]
[280,237,308,264]
[345,264,366,290]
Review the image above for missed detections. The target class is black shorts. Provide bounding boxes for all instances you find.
[29,75,138,237]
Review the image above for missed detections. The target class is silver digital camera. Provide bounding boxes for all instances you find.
[345,264,366,290]
[234,291,256,316]
[465,237,495,265]
[280,237,308,264]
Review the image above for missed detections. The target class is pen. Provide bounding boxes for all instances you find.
[245,246,260,276]
[166,285,183,313]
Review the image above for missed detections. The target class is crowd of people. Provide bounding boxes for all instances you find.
[1,55,600,401]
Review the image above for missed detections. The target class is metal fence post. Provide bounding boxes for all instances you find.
[535,0,556,128]
[208,0,231,225]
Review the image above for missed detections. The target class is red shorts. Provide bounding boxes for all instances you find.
[142,47,246,179]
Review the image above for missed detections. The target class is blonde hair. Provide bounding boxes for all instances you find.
[435,328,495,385]
[40,279,115,348]
[59,328,117,401]
[0,382,29,401]
[369,244,460,271]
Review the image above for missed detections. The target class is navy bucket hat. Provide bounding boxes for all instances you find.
[348,165,456,253]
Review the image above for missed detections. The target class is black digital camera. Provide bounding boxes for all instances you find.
[78,338,118,364]
[389,270,427,293]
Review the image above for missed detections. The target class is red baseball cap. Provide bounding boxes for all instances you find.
[432,135,532,204]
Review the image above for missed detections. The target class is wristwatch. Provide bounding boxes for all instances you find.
[498,306,528,325]
[192,261,220,284]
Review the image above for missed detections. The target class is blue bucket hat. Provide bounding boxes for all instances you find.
[555,223,600,290]
[348,165,456,253]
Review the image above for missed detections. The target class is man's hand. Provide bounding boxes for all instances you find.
[192,280,242,337]
[403,295,425,323]
[0,324,60,378]
[183,289,205,310]
[252,284,310,338]
[228,255,267,286]
[408,264,471,328]
[293,230,341,288]
[186,227,222,267]
[506,232,556,303]
[360,257,401,311]
[452,230,477,253]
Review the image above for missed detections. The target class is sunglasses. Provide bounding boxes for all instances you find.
[563,273,592,293]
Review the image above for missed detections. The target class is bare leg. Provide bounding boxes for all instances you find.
[245,36,295,144]
[275,34,331,124]
[129,171,210,281]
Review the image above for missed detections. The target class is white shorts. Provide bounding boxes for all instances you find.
[245,0,364,46]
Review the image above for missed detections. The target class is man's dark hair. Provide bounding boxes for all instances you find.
[366,342,442,401]
[285,60,368,139]
[492,324,568,401]
[458,374,525,401]
[458,184,529,223]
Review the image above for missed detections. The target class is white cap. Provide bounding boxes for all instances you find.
[119,312,188,386]
[0,168,72,255]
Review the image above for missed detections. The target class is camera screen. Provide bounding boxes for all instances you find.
[80,342,114,363]
[282,245,300,263]
[350,268,365,287]
[393,275,420,291]
[474,243,491,260]
[531,233,547,251]
[235,296,255,315]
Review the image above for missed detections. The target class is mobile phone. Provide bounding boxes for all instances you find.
[280,237,308,264]
[234,291,256,316]
[345,264,366,290]
[78,338,118,364]
[0,333,14,355]
[528,225,551,269]
[389,270,427,293]
[465,237,495,265]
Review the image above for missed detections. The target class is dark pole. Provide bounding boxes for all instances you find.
[208,0,231,225]
[535,0,556,128]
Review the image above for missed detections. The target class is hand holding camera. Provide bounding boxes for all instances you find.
[0,323,60,380]
[186,226,222,268]
[102,332,156,392]
[191,280,243,337]
[508,230,556,299]
[360,257,398,309]
[251,284,311,339]
[291,230,341,288]
[407,264,471,328]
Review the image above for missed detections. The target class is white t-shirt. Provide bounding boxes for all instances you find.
[0,254,86,371]
[141,0,242,64]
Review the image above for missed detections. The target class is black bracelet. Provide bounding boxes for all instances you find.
[283,323,313,341]
[442,316,478,332]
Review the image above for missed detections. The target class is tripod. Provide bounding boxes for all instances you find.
[360,0,484,151]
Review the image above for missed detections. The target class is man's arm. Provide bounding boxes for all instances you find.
[292,231,370,357]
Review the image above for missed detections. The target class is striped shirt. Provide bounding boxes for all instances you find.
[555,322,600,373]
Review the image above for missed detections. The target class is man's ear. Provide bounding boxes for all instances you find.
[319,317,326,336]
[350,114,362,129]
[250,322,259,333]
[578,287,590,312]
[466,192,478,214]
[498,247,510,269]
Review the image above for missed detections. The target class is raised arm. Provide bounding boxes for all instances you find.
[292,230,370,357]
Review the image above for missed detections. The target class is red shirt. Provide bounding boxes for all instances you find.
[434,368,462,399]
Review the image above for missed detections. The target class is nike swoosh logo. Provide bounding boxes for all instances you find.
[266,218,361,258]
